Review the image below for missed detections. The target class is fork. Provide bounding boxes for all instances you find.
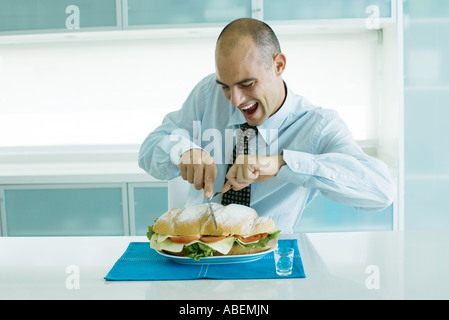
[209,191,222,201]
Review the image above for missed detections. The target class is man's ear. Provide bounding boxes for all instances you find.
[273,53,286,76]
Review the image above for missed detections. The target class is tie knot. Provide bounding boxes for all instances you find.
[240,123,257,132]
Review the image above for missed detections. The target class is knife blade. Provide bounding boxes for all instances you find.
[207,192,221,230]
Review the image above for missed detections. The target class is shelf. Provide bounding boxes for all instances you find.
[404,17,449,25]
[405,85,449,92]
[0,161,160,185]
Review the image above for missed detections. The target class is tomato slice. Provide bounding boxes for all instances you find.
[234,233,268,243]
[200,235,226,243]
[169,235,200,244]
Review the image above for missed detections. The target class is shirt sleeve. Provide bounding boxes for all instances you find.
[138,76,211,180]
[276,110,396,211]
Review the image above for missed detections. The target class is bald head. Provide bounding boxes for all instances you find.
[216,18,281,69]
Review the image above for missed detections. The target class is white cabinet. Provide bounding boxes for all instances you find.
[0,0,395,36]
[1,184,128,236]
[125,0,252,27]
[0,181,393,236]
[128,183,168,236]
[264,0,394,21]
[0,0,121,34]
[0,183,168,236]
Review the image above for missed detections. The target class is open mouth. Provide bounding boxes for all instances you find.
[241,102,258,116]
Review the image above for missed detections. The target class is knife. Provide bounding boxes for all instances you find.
[207,192,221,230]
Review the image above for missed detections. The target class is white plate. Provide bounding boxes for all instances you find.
[155,246,277,265]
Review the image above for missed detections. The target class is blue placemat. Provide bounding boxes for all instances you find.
[104,239,305,281]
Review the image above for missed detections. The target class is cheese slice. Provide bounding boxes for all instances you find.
[196,236,235,254]
[150,233,235,255]
[157,233,171,243]
[150,233,184,252]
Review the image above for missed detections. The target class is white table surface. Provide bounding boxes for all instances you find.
[1,231,448,300]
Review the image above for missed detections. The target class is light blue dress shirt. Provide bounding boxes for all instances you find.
[139,74,395,233]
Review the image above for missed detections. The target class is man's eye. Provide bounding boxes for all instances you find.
[241,82,254,88]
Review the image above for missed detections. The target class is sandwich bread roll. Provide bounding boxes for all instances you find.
[153,203,275,237]
[148,203,279,259]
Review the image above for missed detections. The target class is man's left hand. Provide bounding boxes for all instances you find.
[221,155,286,193]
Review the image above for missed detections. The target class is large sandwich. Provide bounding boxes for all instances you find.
[147,203,280,261]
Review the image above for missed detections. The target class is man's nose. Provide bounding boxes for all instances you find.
[230,87,245,107]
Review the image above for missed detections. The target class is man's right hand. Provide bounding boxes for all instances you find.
[178,149,217,198]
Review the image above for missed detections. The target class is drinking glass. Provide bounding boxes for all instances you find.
[274,247,294,276]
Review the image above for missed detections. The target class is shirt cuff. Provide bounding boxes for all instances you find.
[276,149,315,185]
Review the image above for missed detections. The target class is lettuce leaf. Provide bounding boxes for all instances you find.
[184,242,215,261]
[146,219,158,241]
[146,225,155,241]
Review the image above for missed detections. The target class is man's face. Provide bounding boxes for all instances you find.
[215,37,285,127]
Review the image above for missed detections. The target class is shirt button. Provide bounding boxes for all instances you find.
[294,163,299,169]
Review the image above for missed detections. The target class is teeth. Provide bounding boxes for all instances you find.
[242,102,256,110]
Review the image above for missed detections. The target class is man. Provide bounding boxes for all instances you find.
[138,18,395,233]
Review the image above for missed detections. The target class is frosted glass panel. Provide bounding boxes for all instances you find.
[264,0,392,20]
[4,187,125,236]
[403,0,449,230]
[405,0,449,18]
[404,23,449,87]
[294,194,393,232]
[404,90,449,175]
[127,0,252,26]
[0,0,118,32]
[133,187,168,236]
[0,209,3,236]
[404,178,449,230]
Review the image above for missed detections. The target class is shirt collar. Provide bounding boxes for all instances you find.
[226,81,294,145]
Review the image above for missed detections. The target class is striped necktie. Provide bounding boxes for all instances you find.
[221,123,258,207]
